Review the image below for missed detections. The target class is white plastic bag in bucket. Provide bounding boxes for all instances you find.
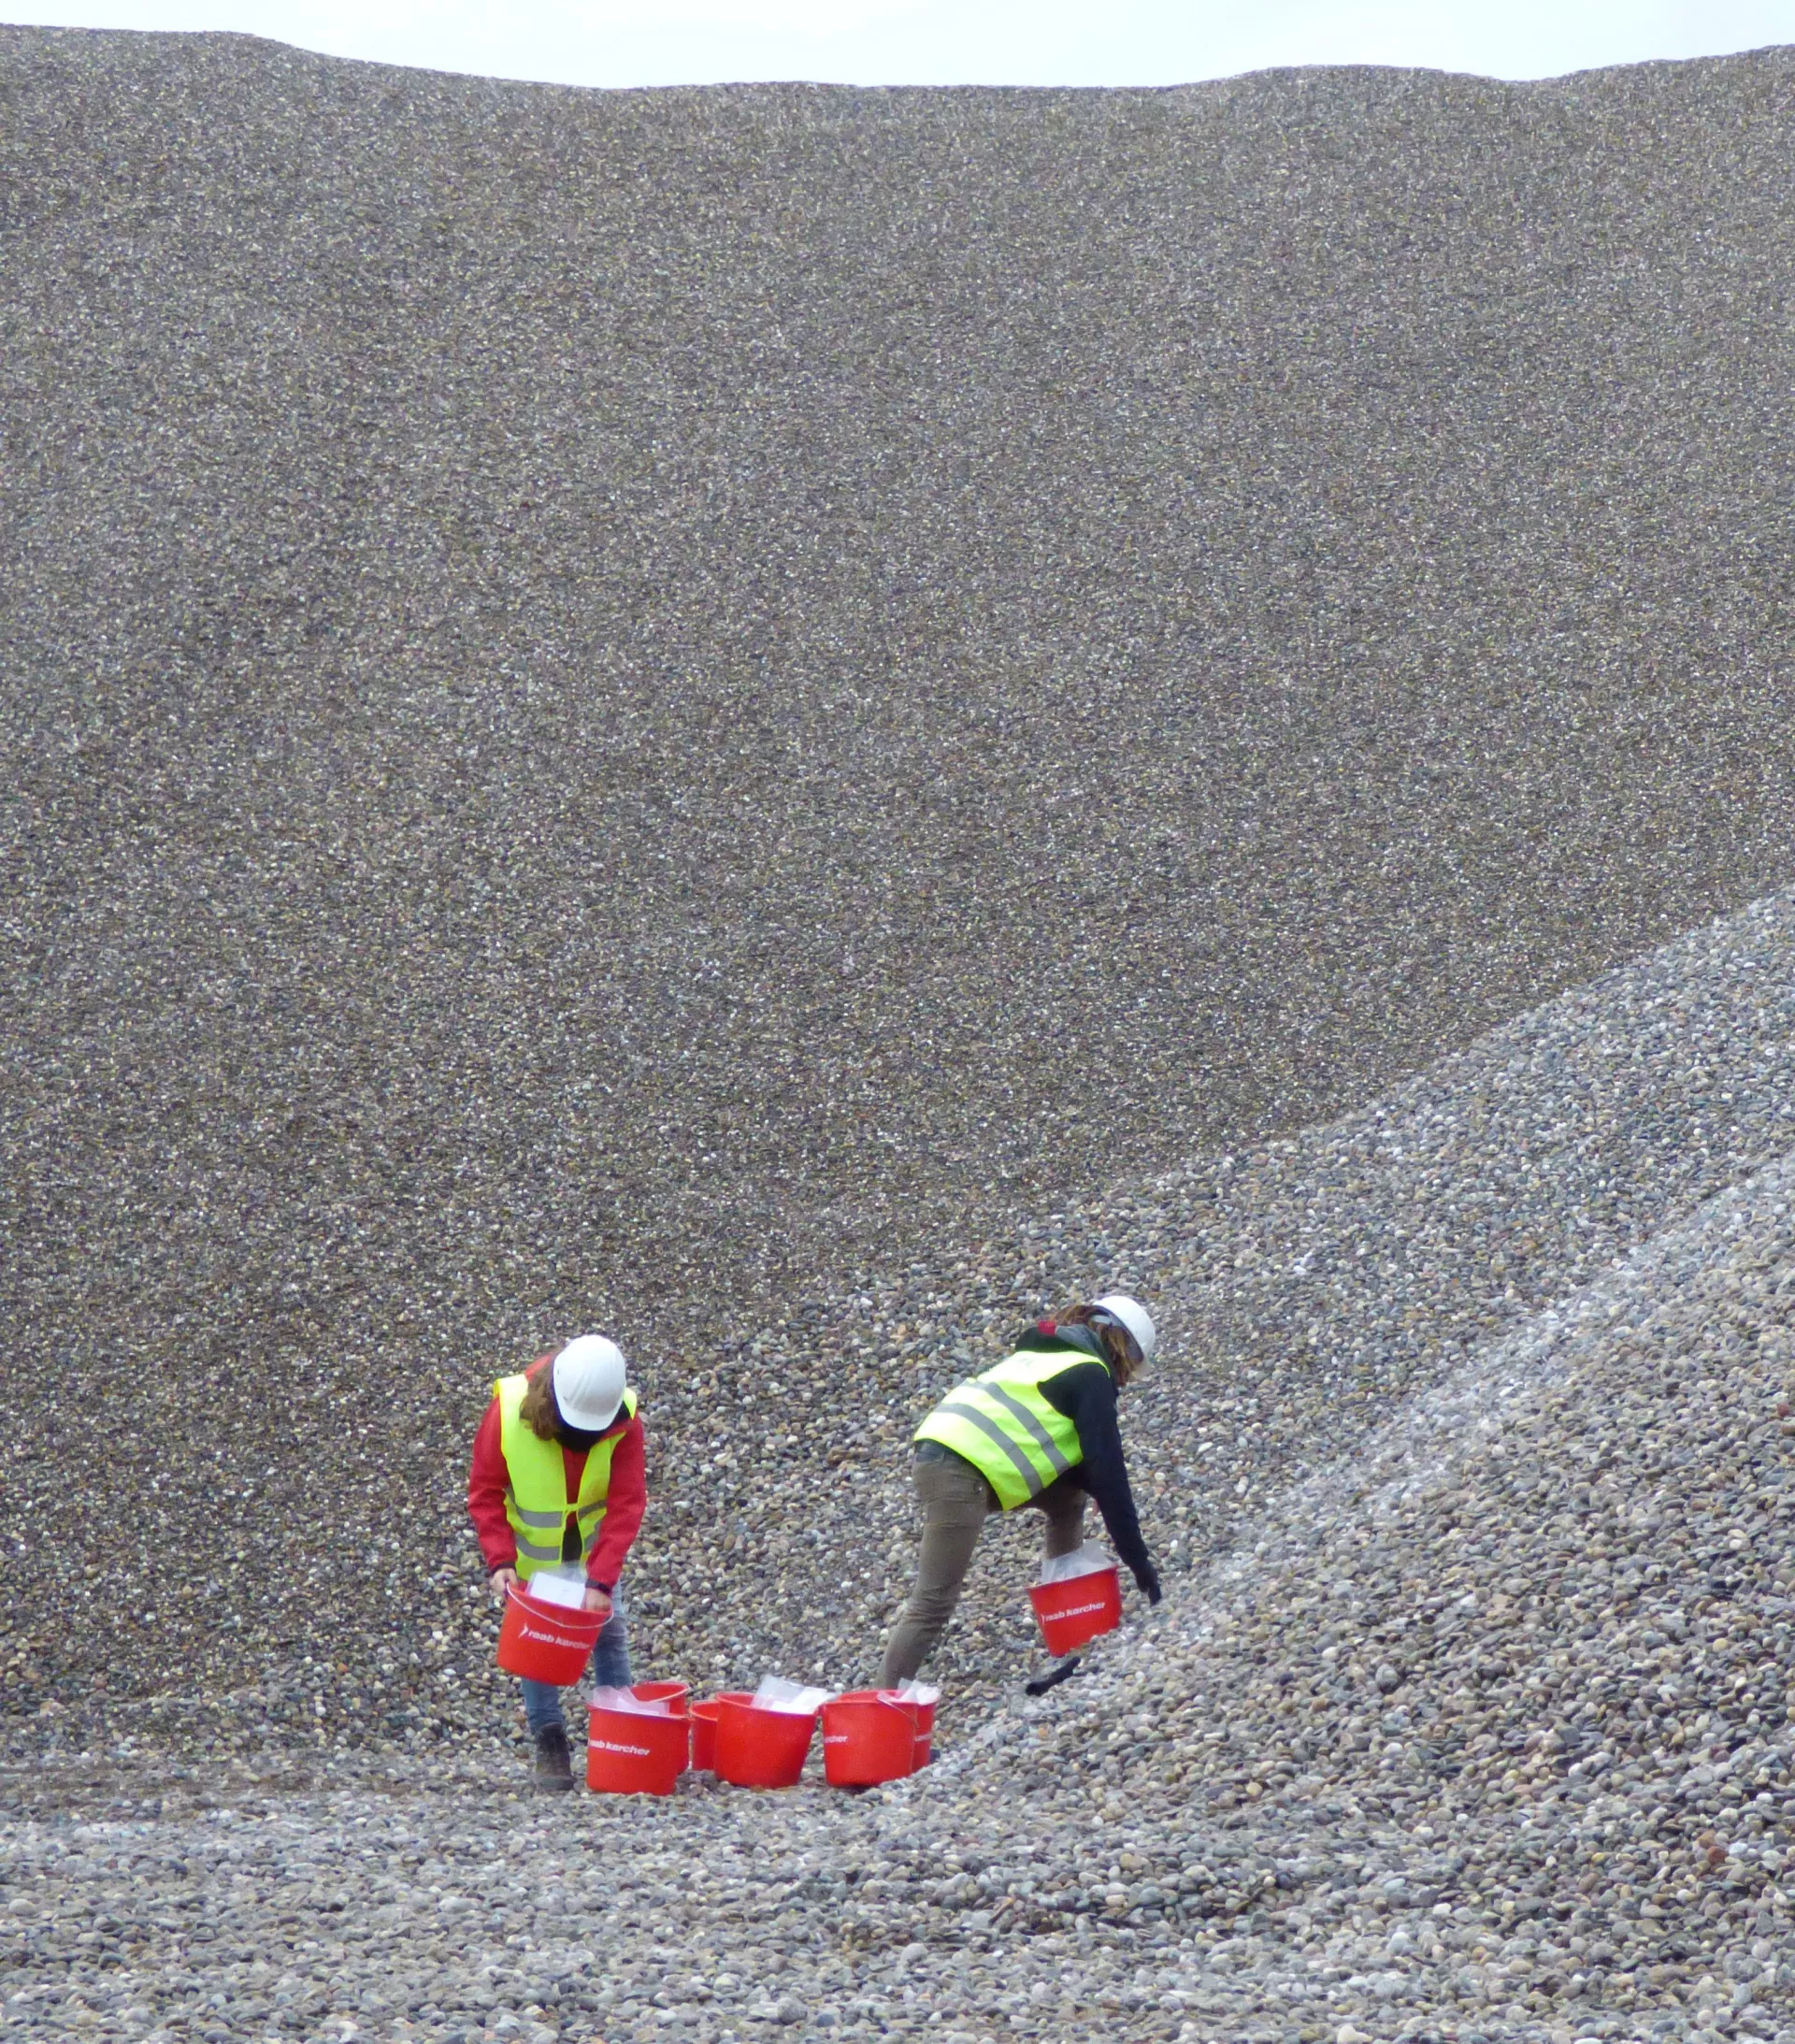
[751,1676,835,1714]
[590,1686,677,1717]
[524,1566,591,1609]
[893,1678,940,1706]
[1037,1544,1114,1587]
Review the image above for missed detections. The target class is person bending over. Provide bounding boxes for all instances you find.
[881,1294,1161,1686]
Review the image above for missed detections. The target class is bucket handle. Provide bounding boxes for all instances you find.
[506,1580,603,1631]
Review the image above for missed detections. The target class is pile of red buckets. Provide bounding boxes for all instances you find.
[495,1557,1122,1797]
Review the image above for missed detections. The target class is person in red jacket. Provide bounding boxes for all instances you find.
[468,1334,648,1790]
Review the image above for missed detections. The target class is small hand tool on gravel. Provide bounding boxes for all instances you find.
[1024,1654,1084,1696]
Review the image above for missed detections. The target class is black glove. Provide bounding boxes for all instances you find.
[1136,1562,1162,1606]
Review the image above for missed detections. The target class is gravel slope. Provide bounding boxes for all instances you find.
[7,34,1795,2043]
[10,866,1795,1760]
[7,908,1795,2040]
[5,31,1795,1726]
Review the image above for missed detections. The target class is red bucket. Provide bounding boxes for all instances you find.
[689,1692,750,1774]
[495,1582,605,1685]
[1029,1565,1123,1657]
[822,1691,917,1788]
[713,1695,819,1788]
[586,1685,691,1797]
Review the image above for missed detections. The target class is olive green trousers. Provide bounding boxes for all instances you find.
[879,1447,1087,1685]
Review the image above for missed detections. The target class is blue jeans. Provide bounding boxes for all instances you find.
[521,1591,631,1737]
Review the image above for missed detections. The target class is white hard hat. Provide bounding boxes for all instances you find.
[552,1334,628,1432]
[1092,1294,1156,1366]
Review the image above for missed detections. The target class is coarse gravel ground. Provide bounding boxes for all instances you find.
[5,30,1795,1732]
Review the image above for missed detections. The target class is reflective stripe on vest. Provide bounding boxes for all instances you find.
[914,1348,1092,1510]
[494,1373,639,1578]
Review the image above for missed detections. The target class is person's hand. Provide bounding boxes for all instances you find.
[1135,1562,1162,1606]
[582,1586,613,1619]
[491,1567,519,1600]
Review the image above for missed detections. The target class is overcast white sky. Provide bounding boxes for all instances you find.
[7,0,1794,91]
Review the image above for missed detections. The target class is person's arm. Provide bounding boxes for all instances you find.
[467,1397,519,1579]
[1040,1362,1159,1600]
[585,1415,647,1592]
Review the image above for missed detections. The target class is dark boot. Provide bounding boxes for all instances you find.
[532,1724,575,1792]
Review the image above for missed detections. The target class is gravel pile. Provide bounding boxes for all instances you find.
[7,30,1795,2042]
[5,30,1795,1729]
[7,919,1795,2041]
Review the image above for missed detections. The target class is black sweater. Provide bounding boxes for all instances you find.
[1013,1326,1153,1585]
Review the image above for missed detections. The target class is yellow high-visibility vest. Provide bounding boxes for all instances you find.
[495,1373,639,1577]
[914,1347,1091,1510]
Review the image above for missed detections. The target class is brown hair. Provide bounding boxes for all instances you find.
[518,1362,562,1442]
[1059,1303,1142,1388]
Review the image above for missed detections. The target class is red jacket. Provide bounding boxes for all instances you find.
[467,1356,647,1591]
